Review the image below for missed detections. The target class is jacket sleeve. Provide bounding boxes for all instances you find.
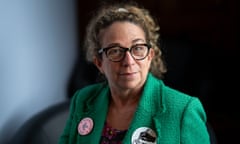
[58,90,79,144]
[180,97,210,144]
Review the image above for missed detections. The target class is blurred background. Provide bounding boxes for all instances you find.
[0,0,238,144]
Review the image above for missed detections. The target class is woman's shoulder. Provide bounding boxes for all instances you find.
[162,85,204,113]
[148,73,196,102]
[163,85,193,101]
[149,73,202,109]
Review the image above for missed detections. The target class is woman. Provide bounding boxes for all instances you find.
[59,1,210,144]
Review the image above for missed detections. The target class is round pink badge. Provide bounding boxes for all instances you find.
[78,117,94,135]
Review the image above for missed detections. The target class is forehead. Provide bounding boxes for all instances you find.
[99,21,146,46]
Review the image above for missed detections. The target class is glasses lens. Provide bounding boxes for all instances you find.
[106,47,124,61]
[131,44,149,60]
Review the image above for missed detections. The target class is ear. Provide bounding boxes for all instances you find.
[148,48,155,60]
[93,56,104,74]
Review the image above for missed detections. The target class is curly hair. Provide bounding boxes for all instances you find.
[84,1,167,79]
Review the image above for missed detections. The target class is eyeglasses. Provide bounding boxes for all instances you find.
[98,43,151,62]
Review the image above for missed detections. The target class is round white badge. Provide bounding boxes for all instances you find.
[131,127,157,144]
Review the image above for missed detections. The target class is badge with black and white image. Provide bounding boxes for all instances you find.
[131,127,157,144]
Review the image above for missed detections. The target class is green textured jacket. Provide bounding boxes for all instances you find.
[59,73,210,144]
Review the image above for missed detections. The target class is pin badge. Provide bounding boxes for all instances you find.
[131,127,157,144]
[78,117,94,135]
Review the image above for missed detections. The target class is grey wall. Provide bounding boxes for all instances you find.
[0,0,77,143]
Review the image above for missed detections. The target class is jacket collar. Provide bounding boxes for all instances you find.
[138,73,165,114]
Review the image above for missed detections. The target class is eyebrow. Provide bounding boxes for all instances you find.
[132,38,145,43]
[105,43,121,48]
[106,39,146,47]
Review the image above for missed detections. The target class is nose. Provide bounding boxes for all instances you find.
[122,51,135,65]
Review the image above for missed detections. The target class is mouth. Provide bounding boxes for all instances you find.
[119,72,138,79]
[119,72,137,75]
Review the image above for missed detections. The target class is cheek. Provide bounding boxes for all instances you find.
[102,61,117,75]
[137,61,151,75]
[102,63,120,82]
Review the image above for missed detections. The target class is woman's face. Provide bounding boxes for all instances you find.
[94,22,154,91]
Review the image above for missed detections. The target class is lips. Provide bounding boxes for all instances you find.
[119,72,138,80]
[119,72,137,75]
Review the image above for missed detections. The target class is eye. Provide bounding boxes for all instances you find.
[132,44,147,54]
[107,47,123,56]
[134,46,145,51]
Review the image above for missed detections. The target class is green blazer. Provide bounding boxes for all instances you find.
[59,73,210,144]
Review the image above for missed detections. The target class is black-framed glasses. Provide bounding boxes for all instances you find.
[98,43,151,62]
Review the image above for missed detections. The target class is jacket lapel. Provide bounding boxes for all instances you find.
[122,73,166,143]
[76,84,110,143]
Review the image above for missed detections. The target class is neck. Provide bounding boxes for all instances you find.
[107,94,139,130]
[109,87,142,108]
